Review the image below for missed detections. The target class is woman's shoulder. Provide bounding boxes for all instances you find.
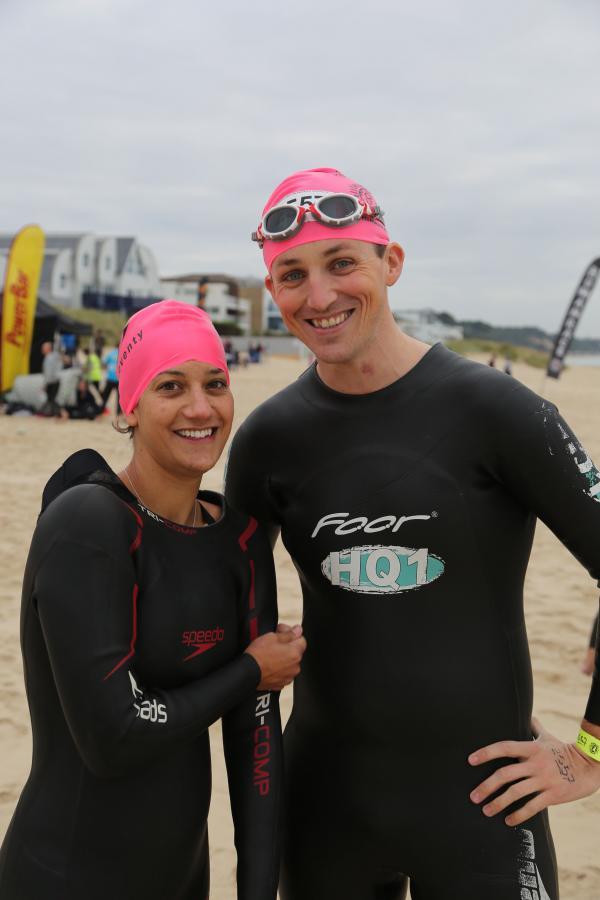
[35,452,138,556]
[38,482,137,547]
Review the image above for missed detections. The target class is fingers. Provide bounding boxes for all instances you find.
[468,740,534,766]
[476,777,540,818]
[470,762,532,804]
[276,623,293,634]
[504,794,548,827]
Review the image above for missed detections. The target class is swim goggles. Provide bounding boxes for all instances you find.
[252,192,385,246]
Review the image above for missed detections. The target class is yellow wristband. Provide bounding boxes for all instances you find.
[576,729,600,762]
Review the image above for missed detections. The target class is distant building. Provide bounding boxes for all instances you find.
[0,232,161,311]
[160,274,272,336]
[393,308,463,343]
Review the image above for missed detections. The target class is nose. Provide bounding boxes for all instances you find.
[305,273,337,313]
[181,385,215,420]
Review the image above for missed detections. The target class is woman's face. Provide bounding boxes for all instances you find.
[125,360,233,479]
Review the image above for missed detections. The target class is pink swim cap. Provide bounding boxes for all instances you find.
[258,167,390,269]
[117,300,229,415]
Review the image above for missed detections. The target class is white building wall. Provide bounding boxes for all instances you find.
[73,234,96,287]
[96,238,117,291]
[50,249,76,306]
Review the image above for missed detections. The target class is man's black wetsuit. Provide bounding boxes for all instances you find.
[0,450,281,900]
[225,343,600,900]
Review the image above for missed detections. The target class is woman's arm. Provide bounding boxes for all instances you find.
[222,522,283,900]
[33,535,261,778]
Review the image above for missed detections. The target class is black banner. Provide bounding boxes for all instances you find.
[547,257,600,379]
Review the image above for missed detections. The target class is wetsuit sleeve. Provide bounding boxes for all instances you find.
[225,422,281,547]
[222,522,282,900]
[489,389,600,723]
[590,612,599,649]
[31,491,261,778]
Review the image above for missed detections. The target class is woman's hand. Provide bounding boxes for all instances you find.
[245,624,306,690]
[468,716,600,826]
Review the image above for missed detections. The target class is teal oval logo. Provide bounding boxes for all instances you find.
[321,545,445,594]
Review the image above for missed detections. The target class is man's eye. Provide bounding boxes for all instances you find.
[332,258,353,270]
[282,270,304,283]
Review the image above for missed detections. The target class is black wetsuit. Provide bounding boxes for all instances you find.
[225,343,600,900]
[0,450,281,900]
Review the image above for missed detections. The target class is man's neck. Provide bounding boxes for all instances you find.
[315,326,431,395]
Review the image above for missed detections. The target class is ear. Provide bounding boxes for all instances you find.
[125,408,139,429]
[265,272,275,300]
[384,243,405,287]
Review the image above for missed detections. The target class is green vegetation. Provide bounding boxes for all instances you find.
[446,338,548,369]
[54,307,126,346]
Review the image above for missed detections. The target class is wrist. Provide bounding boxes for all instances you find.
[576,727,600,763]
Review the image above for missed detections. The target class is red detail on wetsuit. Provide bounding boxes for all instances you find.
[238,516,258,551]
[183,641,217,661]
[103,583,139,680]
[249,616,258,640]
[126,504,144,554]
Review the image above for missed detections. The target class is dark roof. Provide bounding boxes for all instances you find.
[35,297,93,334]
[116,238,135,275]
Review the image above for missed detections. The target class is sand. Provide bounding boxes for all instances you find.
[0,354,598,898]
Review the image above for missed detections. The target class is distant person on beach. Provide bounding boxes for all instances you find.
[40,340,63,416]
[63,377,103,420]
[83,346,102,399]
[225,167,600,900]
[503,357,513,375]
[101,345,120,414]
[0,301,305,900]
[488,352,497,366]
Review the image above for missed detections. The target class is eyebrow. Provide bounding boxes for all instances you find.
[274,243,353,270]
[155,367,224,378]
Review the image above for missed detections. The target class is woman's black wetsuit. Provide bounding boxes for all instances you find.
[0,450,281,900]
[225,343,600,900]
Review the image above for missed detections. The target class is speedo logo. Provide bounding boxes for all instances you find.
[312,511,434,538]
[322,545,445,594]
[182,627,225,661]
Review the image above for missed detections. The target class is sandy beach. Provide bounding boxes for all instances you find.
[0,354,598,898]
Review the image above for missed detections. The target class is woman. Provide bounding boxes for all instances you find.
[0,300,305,900]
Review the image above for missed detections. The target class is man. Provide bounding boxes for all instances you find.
[41,340,63,416]
[225,168,600,899]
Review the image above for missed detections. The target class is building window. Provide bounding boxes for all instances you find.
[59,274,67,289]
[105,257,111,270]
[83,253,89,267]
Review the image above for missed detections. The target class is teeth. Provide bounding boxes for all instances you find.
[177,428,214,439]
[311,311,351,329]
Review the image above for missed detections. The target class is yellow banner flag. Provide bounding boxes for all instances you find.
[1,224,45,392]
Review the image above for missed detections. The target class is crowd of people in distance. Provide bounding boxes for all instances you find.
[223,339,265,368]
[1,330,120,421]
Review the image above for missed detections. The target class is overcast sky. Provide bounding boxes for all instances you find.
[2,0,600,334]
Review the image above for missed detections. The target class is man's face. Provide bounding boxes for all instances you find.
[266,240,404,365]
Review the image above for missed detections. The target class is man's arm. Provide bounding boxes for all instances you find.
[470,388,600,824]
[222,524,283,900]
[225,421,281,548]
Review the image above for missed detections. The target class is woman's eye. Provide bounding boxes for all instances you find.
[207,379,228,390]
[157,381,181,392]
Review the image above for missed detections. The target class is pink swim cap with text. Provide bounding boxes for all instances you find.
[117,300,229,415]
[259,167,390,269]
